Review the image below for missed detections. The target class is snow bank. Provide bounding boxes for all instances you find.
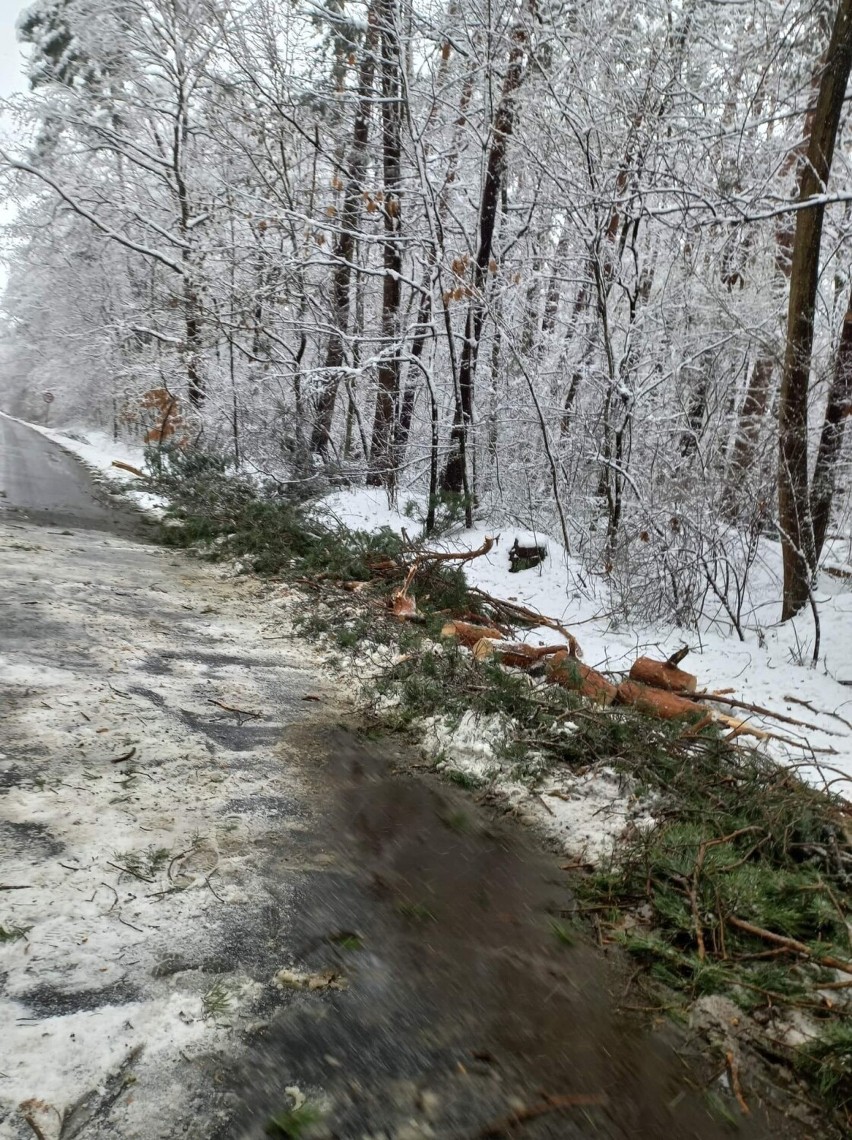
[317,486,414,535]
[423,709,511,783]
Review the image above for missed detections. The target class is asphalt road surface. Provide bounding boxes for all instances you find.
[0,413,143,533]
[0,418,808,1140]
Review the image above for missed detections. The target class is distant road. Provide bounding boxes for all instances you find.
[0,413,136,532]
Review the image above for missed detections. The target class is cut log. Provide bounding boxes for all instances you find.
[441,619,505,648]
[547,650,617,705]
[466,588,581,656]
[617,680,709,720]
[628,656,697,694]
[473,639,564,670]
[111,459,147,479]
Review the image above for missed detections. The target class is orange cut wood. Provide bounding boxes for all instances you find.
[617,680,709,720]
[390,591,418,619]
[546,651,617,705]
[441,619,505,647]
[474,639,565,670]
[628,656,697,693]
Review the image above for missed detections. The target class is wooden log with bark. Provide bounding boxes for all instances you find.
[546,650,617,705]
[441,619,505,648]
[473,638,564,670]
[111,459,148,479]
[628,646,697,693]
[617,680,709,720]
[467,588,581,657]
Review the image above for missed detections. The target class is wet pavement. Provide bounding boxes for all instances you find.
[217,726,780,1139]
[0,413,144,535]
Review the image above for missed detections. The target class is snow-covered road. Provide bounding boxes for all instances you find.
[0,423,336,1137]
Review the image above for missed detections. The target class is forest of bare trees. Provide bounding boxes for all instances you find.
[2,0,852,626]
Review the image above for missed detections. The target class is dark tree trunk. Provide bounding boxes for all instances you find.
[811,285,852,562]
[310,9,378,456]
[778,0,852,620]
[440,18,527,496]
[367,0,404,489]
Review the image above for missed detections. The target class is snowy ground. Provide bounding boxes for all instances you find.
[0,518,337,1139]
[319,488,852,806]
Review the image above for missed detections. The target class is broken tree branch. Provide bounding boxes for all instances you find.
[208,699,262,719]
[782,694,852,731]
[688,692,845,736]
[726,915,852,976]
[111,459,148,479]
[467,588,581,656]
[474,1093,607,1138]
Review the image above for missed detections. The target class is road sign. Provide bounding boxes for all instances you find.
[43,392,55,404]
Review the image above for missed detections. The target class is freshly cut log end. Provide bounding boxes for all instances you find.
[617,680,709,721]
[390,591,418,619]
[111,459,147,479]
[441,619,505,647]
[547,650,617,705]
[629,656,697,694]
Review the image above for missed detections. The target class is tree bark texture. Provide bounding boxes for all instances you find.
[367,0,404,488]
[440,17,528,496]
[811,284,852,562]
[310,8,379,455]
[778,0,852,620]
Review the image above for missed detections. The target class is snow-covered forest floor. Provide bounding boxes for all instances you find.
[323,487,852,791]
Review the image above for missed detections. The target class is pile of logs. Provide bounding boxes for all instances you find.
[439,620,839,750]
[383,534,841,753]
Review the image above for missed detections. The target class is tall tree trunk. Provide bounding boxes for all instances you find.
[367,0,404,489]
[811,285,852,562]
[440,16,528,496]
[778,0,852,620]
[310,9,378,456]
